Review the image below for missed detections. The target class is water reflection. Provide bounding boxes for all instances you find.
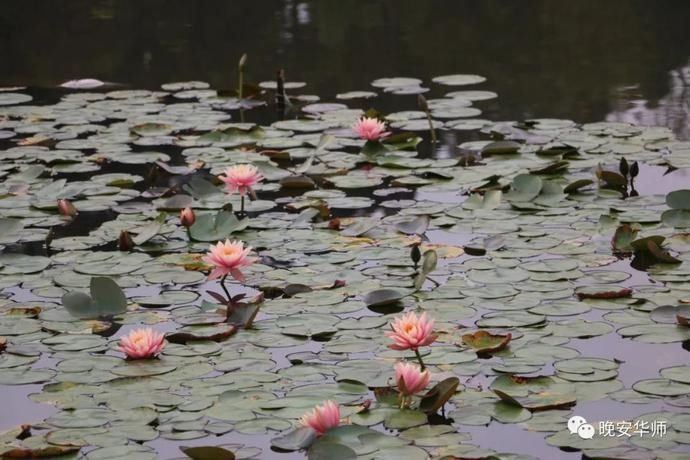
[2,0,690,131]
[607,59,690,140]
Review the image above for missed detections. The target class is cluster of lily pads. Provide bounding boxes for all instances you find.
[0,62,690,460]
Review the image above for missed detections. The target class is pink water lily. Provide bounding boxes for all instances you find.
[299,400,340,436]
[395,361,431,396]
[203,239,256,283]
[220,164,264,197]
[386,311,437,351]
[353,117,390,141]
[118,328,165,359]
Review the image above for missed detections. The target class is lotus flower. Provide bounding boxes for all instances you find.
[203,239,256,283]
[180,207,195,227]
[118,328,165,359]
[299,400,340,436]
[352,117,390,141]
[395,361,431,396]
[57,199,77,217]
[220,164,263,197]
[386,311,437,351]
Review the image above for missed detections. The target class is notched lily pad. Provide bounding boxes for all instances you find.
[461,330,512,355]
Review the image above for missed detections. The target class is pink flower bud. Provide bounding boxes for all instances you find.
[180,207,195,227]
[57,199,77,217]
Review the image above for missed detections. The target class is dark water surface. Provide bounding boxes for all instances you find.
[2,0,690,138]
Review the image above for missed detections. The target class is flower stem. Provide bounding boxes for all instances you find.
[238,60,244,100]
[240,195,245,214]
[220,274,231,301]
[425,111,437,143]
[414,348,426,371]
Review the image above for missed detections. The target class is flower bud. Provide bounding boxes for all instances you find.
[417,94,429,112]
[180,207,195,228]
[57,199,77,217]
[630,161,639,178]
[118,230,134,251]
[619,157,629,177]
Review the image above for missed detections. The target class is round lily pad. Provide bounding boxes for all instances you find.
[432,74,487,86]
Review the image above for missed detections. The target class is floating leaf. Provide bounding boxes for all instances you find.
[666,189,690,210]
[461,330,512,355]
[307,440,356,460]
[180,446,235,460]
[189,211,249,242]
[62,277,127,319]
[419,377,460,414]
[394,216,429,235]
[271,426,317,451]
[564,179,594,194]
[362,289,412,307]
[611,224,638,253]
[481,141,521,157]
[166,324,237,343]
[431,74,486,86]
[505,174,543,202]
[661,209,690,228]
[576,286,632,300]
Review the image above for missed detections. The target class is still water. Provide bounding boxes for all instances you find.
[2,0,690,138]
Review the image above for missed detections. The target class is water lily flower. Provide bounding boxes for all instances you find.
[386,311,437,370]
[352,117,390,141]
[203,239,256,286]
[395,361,431,397]
[299,400,340,436]
[180,207,195,227]
[220,164,263,197]
[386,311,437,351]
[118,327,165,359]
[57,199,77,217]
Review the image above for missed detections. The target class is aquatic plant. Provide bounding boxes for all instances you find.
[219,164,264,214]
[352,116,390,141]
[118,327,166,359]
[298,400,341,436]
[395,361,431,408]
[386,311,437,370]
[203,239,256,298]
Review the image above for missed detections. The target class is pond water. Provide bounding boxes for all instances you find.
[3,0,690,140]
[1,1,690,460]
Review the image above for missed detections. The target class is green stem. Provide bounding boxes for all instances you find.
[414,348,426,371]
[425,111,437,143]
[241,195,245,214]
[220,274,231,301]
[238,66,243,101]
